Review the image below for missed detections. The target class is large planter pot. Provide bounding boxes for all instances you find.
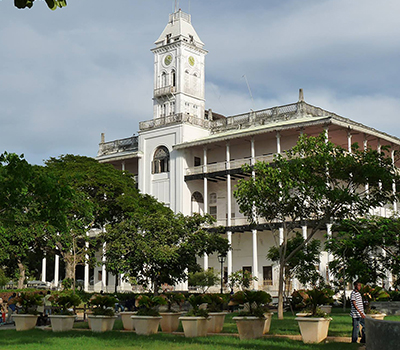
[131,315,162,335]
[159,312,182,333]
[49,315,76,332]
[120,311,137,330]
[87,315,117,332]
[207,312,226,333]
[295,317,332,343]
[263,312,273,334]
[233,316,266,340]
[367,313,387,320]
[13,314,39,331]
[179,316,210,337]
[319,305,332,314]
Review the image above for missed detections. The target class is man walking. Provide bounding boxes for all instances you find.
[350,281,366,344]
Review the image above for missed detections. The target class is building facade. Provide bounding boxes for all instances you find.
[90,9,400,294]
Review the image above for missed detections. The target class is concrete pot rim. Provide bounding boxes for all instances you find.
[179,316,210,320]
[12,314,38,318]
[295,317,332,321]
[233,316,266,320]
[87,315,117,319]
[159,312,184,315]
[208,312,228,315]
[49,315,77,318]
[131,315,162,320]
[367,313,387,317]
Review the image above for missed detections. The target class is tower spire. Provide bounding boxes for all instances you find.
[174,0,179,12]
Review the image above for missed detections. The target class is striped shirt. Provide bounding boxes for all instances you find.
[350,289,364,318]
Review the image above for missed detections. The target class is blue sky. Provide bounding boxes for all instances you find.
[1,0,400,164]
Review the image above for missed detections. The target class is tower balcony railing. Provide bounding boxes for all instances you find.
[140,113,212,131]
[154,85,176,98]
[97,136,139,157]
[185,154,277,176]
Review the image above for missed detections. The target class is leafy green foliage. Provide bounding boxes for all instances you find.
[15,292,43,314]
[0,269,8,287]
[160,292,185,312]
[89,294,117,316]
[136,295,167,316]
[232,290,272,318]
[234,133,400,318]
[360,285,390,314]
[186,294,209,317]
[52,291,81,315]
[327,217,400,287]
[302,287,334,317]
[268,233,322,288]
[14,0,67,10]
[188,268,219,293]
[205,293,227,312]
[228,270,257,291]
[103,196,229,293]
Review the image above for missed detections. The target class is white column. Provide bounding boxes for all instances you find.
[121,161,126,171]
[324,126,329,143]
[54,254,60,289]
[347,131,352,153]
[392,150,398,213]
[276,132,281,154]
[227,231,232,277]
[250,137,255,165]
[252,229,259,289]
[41,256,46,283]
[279,227,284,245]
[102,242,107,291]
[203,147,209,270]
[84,239,89,292]
[226,143,231,228]
[302,225,307,240]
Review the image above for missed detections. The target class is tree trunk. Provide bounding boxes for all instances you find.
[17,260,26,289]
[277,261,285,319]
[65,259,75,280]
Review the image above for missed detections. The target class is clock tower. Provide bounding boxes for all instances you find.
[151,9,207,120]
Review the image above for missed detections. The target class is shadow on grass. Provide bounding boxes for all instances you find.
[0,329,360,350]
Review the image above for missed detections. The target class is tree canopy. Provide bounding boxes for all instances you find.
[14,0,67,10]
[234,133,400,318]
[103,195,230,293]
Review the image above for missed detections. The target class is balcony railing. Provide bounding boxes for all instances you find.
[97,136,138,157]
[185,154,276,176]
[140,113,212,131]
[154,86,176,98]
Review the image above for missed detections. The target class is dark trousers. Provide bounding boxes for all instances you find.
[352,317,366,343]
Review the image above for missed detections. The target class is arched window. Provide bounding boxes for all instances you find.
[161,72,167,87]
[171,70,176,87]
[152,146,170,174]
[191,191,204,214]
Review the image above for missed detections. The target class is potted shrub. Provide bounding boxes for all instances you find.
[205,294,228,333]
[49,291,81,332]
[295,287,333,343]
[87,294,117,332]
[361,285,389,320]
[131,294,167,335]
[13,292,43,331]
[179,294,210,337]
[231,290,272,340]
[159,292,185,333]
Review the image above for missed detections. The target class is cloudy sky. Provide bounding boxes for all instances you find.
[1,0,400,165]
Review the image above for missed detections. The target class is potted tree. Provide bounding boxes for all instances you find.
[205,294,228,333]
[232,290,272,340]
[13,292,43,331]
[131,294,167,335]
[159,292,185,333]
[179,294,210,337]
[49,291,81,332]
[295,287,334,343]
[87,294,117,332]
[361,285,389,320]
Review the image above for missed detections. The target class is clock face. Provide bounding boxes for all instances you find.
[188,56,195,66]
[164,54,173,66]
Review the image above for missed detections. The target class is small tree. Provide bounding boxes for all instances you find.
[235,134,400,319]
[188,268,219,293]
[14,0,67,10]
[267,233,322,294]
[228,270,258,291]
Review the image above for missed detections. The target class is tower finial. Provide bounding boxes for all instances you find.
[174,0,179,12]
[298,88,304,102]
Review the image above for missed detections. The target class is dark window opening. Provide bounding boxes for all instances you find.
[152,146,170,174]
[194,157,201,167]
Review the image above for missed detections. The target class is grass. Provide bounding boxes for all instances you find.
[2,308,398,350]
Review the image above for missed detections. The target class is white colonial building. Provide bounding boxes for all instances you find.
[85,9,400,294]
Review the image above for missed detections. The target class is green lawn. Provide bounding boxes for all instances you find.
[1,308,398,350]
